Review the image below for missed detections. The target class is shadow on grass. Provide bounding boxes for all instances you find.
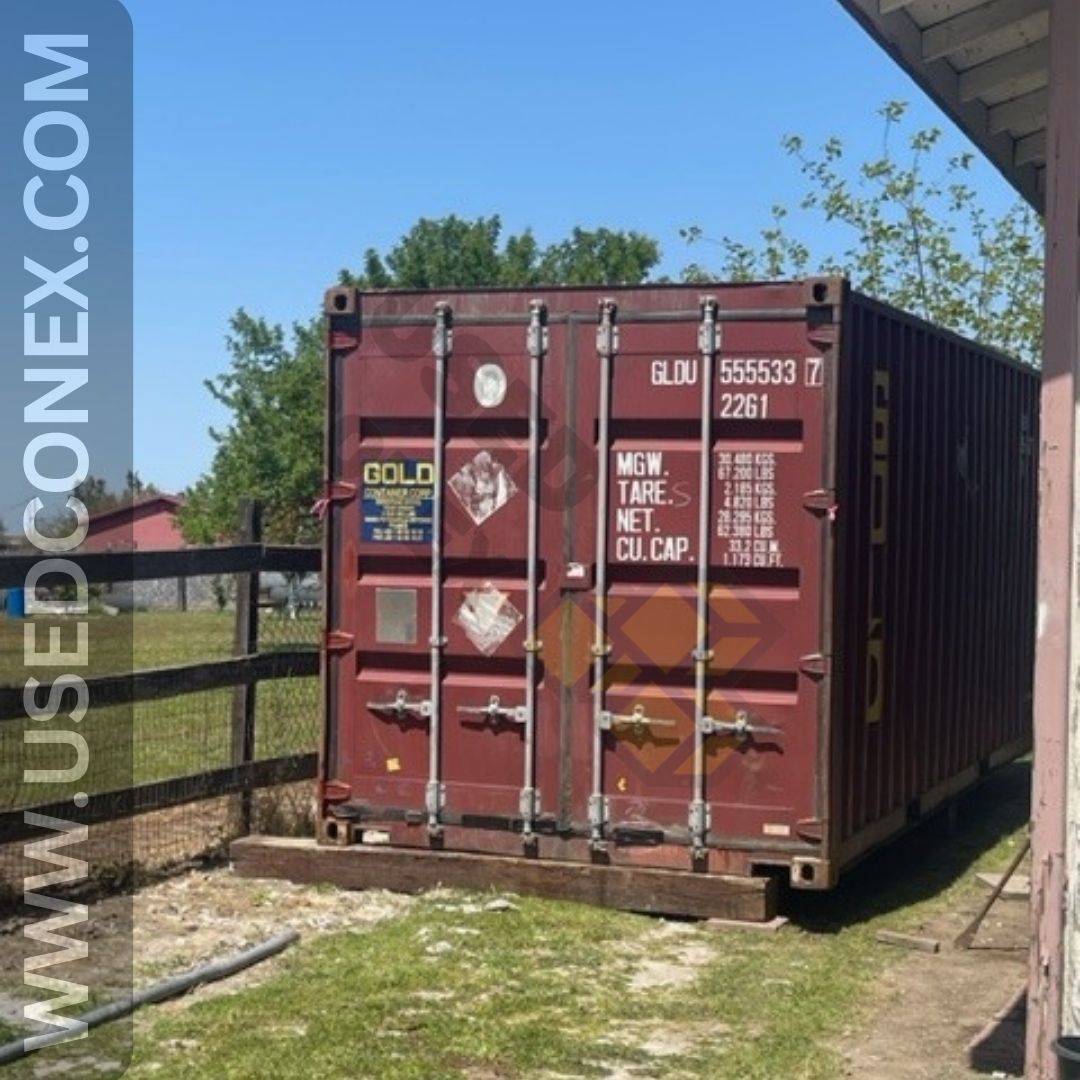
[785,759,1031,933]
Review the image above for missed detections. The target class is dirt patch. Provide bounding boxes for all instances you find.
[130,865,412,984]
[0,866,414,1033]
[608,1018,728,1058]
[31,1053,125,1076]
[623,919,717,994]
[838,870,1029,1080]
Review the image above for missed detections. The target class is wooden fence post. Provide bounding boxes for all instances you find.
[231,500,262,835]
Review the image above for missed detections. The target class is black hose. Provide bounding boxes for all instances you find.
[0,929,299,1066]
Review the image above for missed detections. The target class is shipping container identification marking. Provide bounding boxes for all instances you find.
[612,450,693,563]
[716,451,784,568]
[718,357,798,386]
[720,392,769,419]
[454,583,522,655]
[361,459,435,544]
[865,369,890,724]
[449,451,518,525]
[651,358,698,386]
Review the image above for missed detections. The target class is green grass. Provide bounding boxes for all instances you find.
[28,763,1020,1080]
[0,611,319,809]
[0,610,236,680]
[123,900,864,1080]
[0,607,1031,1078]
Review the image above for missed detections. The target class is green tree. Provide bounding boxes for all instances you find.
[72,471,159,515]
[179,312,323,545]
[344,215,660,290]
[71,475,114,515]
[123,470,159,503]
[681,101,1043,364]
[183,215,662,544]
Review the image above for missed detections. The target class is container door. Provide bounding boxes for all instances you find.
[582,296,831,856]
[326,296,562,839]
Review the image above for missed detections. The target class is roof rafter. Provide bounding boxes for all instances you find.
[957,37,1049,101]
[922,0,1048,62]
[1014,128,1047,165]
[838,0,1045,211]
[987,86,1048,134]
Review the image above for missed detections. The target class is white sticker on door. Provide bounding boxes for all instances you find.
[454,583,523,656]
[449,451,518,526]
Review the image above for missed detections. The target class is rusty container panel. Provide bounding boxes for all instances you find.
[832,292,1037,869]
[318,279,1036,893]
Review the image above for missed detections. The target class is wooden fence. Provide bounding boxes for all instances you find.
[0,519,321,847]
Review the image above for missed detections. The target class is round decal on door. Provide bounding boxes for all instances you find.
[473,363,507,409]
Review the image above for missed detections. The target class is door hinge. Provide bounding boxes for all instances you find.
[327,481,357,501]
[313,481,357,519]
[803,488,837,518]
[325,630,355,653]
[321,779,351,804]
[799,653,831,678]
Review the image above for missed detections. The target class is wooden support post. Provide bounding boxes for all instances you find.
[1029,3,1080,1076]
[231,500,262,836]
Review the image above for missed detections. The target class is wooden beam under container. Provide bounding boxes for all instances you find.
[231,836,779,922]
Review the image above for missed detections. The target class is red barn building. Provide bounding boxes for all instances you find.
[82,495,218,611]
[84,494,184,552]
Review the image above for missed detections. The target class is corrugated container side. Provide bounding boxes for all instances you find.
[833,292,1037,868]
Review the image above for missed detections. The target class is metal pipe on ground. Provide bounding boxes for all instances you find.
[0,930,299,1067]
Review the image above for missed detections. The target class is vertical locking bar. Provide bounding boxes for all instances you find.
[690,297,720,857]
[521,299,548,843]
[590,299,618,849]
[427,301,452,835]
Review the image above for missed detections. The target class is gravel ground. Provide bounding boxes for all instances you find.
[0,866,416,1045]
[130,867,413,980]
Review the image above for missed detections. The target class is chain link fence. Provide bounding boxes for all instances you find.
[0,544,321,905]
[251,571,321,836]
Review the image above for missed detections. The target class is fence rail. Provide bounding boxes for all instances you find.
[0,650,319,721]
[0,522,323,875]
[0,753,317,846]
[0,542,319,589]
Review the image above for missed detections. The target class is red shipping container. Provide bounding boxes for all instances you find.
[317,278,1036,892]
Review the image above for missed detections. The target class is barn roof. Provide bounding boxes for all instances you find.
[87,493,183,528]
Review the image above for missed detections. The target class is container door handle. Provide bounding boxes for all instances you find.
[458,695,527,725]
[598,705,678,734]
[698,710,782,741]
[367,689,433,721]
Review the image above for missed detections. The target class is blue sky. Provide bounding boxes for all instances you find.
[128,0,1022,492]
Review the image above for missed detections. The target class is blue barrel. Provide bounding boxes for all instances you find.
[5,588,26,619]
